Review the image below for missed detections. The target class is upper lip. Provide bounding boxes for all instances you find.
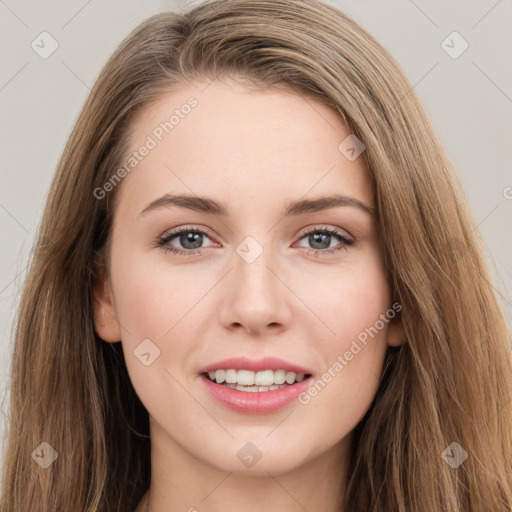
[198,356,313,376]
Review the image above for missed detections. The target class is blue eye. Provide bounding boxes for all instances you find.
[294,226,355,255]
[156,226,214,256]
[155,225,355,257]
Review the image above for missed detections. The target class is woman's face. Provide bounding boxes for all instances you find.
[94,78,404,477]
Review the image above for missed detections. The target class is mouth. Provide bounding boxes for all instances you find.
[198,369,315,414]
[201,370,314,393]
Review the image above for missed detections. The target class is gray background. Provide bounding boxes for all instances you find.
[1,0,511,466]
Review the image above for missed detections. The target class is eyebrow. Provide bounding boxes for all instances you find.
[138,193,375,218]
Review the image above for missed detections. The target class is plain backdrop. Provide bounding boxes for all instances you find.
[1,0,511,467]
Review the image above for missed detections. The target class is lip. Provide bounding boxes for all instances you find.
[199,373,314,414]
[198,356,313,375]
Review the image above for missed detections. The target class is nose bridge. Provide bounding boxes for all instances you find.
[234,234,278,297]
[221,233,291,332]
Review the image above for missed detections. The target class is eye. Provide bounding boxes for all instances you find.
[293,226,355,256]
[154,225,355,257]
[154,225,216,255]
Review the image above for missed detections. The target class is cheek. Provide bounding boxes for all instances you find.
[111,245,204,339]
[109,246,209,389]
[299,253,391,410]
[307,250,390,347]
[109,249,209,418]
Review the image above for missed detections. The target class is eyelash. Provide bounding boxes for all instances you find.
[154,224,355,257]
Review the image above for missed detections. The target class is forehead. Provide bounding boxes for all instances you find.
[116,78,373,219]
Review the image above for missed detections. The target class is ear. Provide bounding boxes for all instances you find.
[386,318,407,347]
[92,262,122,343]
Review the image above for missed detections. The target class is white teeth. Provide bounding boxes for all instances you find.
[206,369,307,386]
[241,369,259,386]
[209,369,225,382]
[225,369,238,384]
[273,369,286,384]
[234,384,289,392]
[254,370,273,386]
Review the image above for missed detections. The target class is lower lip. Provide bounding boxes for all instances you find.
[199,373,313,414]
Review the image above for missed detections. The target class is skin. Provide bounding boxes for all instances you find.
[93,77,406,512]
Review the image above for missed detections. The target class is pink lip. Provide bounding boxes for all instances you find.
[199,374,314,414]
[198,356,313,375]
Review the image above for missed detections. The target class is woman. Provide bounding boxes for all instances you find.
[1,0,511,510]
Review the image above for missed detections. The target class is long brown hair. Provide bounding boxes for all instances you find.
[2,1,511,510]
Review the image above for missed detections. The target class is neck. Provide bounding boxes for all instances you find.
[141,420,351,512]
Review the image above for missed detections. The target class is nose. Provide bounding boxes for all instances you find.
[219,243,292,336]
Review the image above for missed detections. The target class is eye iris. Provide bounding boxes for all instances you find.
[310,232,330,250]
[180,231,203,250]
